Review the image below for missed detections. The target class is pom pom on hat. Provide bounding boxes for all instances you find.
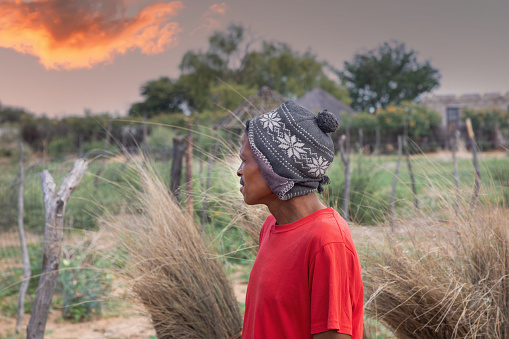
[316,109,339,134]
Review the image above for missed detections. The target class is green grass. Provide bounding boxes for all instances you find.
[1,149,507,233]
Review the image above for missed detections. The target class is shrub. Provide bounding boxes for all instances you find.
[48,136,76,157]
[461,108,509,150]
[336,102,441,154]
[57,254,114,322]
[376,102,442,140]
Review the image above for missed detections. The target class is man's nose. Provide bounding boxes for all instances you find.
[237,165,243,177]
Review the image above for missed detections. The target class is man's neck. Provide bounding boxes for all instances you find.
[266,193,327,225]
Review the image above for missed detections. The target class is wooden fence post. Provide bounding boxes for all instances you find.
[403,137,418,210]
[390,136,403,230]
[16,140,30,332]
[452,129,461,213]
[375,126,381,156]
[202,140,220,229]
[142,112,148,160]
[27,159,88,339]
[358,129,363,175]
[185,128,194,218]
[339,135,350,221]
[170,136,185,199]
[466,118,481,208]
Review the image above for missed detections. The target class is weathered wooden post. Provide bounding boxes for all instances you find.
[452,129,461,213]
[16,140,30,333]
[27,159,88,339]
[142,112,148,160]
[358,129,363,175]
[202,139,220,229]
[170,136,185,199]
[390,136,403,230]
[466,118,481,208]
[403,133,418,210]
[185,127,194,218]
[339,135,351,221]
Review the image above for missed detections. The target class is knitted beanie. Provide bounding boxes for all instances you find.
[246,100,339,200]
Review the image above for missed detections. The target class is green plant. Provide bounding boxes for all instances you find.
[57,255,114,322]
[376,102,442,141]
[48,136,76,157]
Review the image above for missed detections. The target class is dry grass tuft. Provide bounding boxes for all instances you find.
[363,199,509,338]
[103,159,243,339]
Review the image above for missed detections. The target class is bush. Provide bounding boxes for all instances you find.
[376,102,442,140]
[48,136,77,157]
[57,254,114,322]
[461,108,509,150]
[336,102,441,154]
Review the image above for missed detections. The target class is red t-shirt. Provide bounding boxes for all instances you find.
[242,208,363,338]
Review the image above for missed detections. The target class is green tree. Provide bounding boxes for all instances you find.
[0,102,33,124]
[240,42,349,103]
[129,77,193,118]
[339,41,440,112]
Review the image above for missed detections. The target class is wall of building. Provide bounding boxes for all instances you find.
[421,91,509,128]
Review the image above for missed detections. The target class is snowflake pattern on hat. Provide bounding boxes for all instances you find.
[307,156,330,177]
[259,111,281,131]
[277,133,306,159]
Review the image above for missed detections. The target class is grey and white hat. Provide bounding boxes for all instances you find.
[246,100,338,200]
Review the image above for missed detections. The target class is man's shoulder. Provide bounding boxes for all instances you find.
[308,209,354,250]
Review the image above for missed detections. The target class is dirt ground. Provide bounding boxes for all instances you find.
[0,280,248,339]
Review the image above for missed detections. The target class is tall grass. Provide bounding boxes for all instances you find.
[103,158,243,339]
[363,184,509,338]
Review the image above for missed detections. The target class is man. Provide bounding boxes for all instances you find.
[237,101,363,339]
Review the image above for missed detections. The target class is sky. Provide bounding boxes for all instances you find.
[0,0,508,118]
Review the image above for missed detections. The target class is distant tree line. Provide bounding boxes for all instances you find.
[1,26,448,157]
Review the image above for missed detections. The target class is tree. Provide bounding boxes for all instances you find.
[129,77,193,118]
[339,41,440,112]
[0,102,33,124]
[239,42,349,103]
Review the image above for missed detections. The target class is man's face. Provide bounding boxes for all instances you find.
[237,133,276,205]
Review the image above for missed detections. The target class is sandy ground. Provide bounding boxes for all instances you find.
[0,311,156,339]
[0,280,248,339]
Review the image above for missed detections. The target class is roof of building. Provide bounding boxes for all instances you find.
[295,88,355,120]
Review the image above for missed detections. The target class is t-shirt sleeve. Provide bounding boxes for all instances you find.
[309,242,356,335]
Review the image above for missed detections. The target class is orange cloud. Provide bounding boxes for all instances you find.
[190,2,228,35]
[208,2,228,15]
[0,0,183,70]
